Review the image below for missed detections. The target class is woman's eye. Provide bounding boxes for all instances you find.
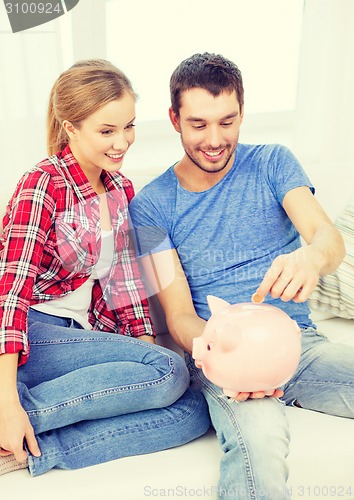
[101,130,113,135]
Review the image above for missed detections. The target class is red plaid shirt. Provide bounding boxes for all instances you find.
[0,146,155,365]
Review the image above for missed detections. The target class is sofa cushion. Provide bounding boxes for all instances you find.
[309,195,354,319]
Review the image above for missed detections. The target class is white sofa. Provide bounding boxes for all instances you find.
[1,148,354,499]
[1,312,353,499]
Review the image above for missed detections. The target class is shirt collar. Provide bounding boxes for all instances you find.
[58,145,126,198]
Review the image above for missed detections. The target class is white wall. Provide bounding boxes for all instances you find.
[0,0,353,222]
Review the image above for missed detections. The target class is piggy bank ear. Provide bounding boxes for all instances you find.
[207,295,230,315]
[215,326,240,353]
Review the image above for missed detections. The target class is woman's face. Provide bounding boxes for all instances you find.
[66,92,136,175]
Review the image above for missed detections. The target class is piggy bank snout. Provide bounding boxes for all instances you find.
[192,336,206,361]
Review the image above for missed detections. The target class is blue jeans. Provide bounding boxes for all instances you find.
[186,327,354,499]
[18,309,210,476]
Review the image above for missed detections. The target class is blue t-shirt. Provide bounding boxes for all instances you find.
[130,143,315,329]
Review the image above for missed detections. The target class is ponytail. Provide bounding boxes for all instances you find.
[47,83,69,156]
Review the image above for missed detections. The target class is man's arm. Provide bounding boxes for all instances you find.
[141,248,282,401]
[141,249,205,354]
[256,186,345,302]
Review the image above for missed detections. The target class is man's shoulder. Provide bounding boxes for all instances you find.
[133,165,176,201]
[239,143,290,159]
[237,144,296,176]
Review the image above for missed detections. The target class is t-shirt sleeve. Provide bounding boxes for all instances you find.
[129,188,174,257]
[265,145,315,204]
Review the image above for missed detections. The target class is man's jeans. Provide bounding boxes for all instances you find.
[186,328,354,499]
[17,309,210,476]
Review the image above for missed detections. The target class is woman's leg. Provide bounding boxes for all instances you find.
[16,310,211,475]
[29,387,210,476]
[186,355,291,500]
[18,311,191,433]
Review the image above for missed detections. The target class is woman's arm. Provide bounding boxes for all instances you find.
[0,170,55,363]
[0,171,55,459]
[0,353,41,462]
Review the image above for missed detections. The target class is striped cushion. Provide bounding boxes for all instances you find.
[309,196,354,319]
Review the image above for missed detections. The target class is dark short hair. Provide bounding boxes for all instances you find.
[170,52,244,115]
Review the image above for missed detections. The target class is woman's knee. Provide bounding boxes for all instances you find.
[159,348,190,403]
[168,388,211,443]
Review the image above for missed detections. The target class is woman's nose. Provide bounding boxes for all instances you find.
[112,132,128,150]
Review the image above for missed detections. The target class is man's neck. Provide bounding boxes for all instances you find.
[174,154,235,192]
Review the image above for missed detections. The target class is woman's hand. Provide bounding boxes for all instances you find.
[0,352,41,462]
[138,335,156,344]
[0,399,41,462]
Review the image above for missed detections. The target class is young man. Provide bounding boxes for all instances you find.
[129,53,353,499]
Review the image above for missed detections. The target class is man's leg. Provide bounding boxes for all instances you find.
[186,355,291,500]
[282,328,354,417]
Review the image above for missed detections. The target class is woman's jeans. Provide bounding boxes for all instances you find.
[17,309,210,476]
[186,327,354,500]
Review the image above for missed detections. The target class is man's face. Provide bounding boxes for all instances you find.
[170,88,243,174]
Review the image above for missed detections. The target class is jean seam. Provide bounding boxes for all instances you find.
[29,336,161,347]
[29,392,205,476]
[25,343,177,418]
[191,364,258,500]
[25,363,176,418]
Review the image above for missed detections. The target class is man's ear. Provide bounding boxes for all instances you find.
[240,104,245,125]
[168,107,181,133]
[62,120,79,141]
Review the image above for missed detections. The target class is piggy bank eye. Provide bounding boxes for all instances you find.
[207,343,213,351]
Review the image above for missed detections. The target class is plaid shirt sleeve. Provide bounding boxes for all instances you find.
[0,170,55,365]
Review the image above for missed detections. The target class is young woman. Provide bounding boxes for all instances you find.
[0,59,210,476]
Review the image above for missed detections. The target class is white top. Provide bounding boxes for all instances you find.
[31,229,115,329]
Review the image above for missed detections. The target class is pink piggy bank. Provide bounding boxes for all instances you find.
[192,295,301,397]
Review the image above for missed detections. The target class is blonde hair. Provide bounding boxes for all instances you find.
[47,59,136,156]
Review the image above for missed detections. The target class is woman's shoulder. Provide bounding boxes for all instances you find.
[10,153,70,206]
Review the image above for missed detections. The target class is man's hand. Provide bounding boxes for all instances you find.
[255,247,321,303]
[228,388,284,402]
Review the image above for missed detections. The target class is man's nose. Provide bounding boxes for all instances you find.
[205,126,222,148]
